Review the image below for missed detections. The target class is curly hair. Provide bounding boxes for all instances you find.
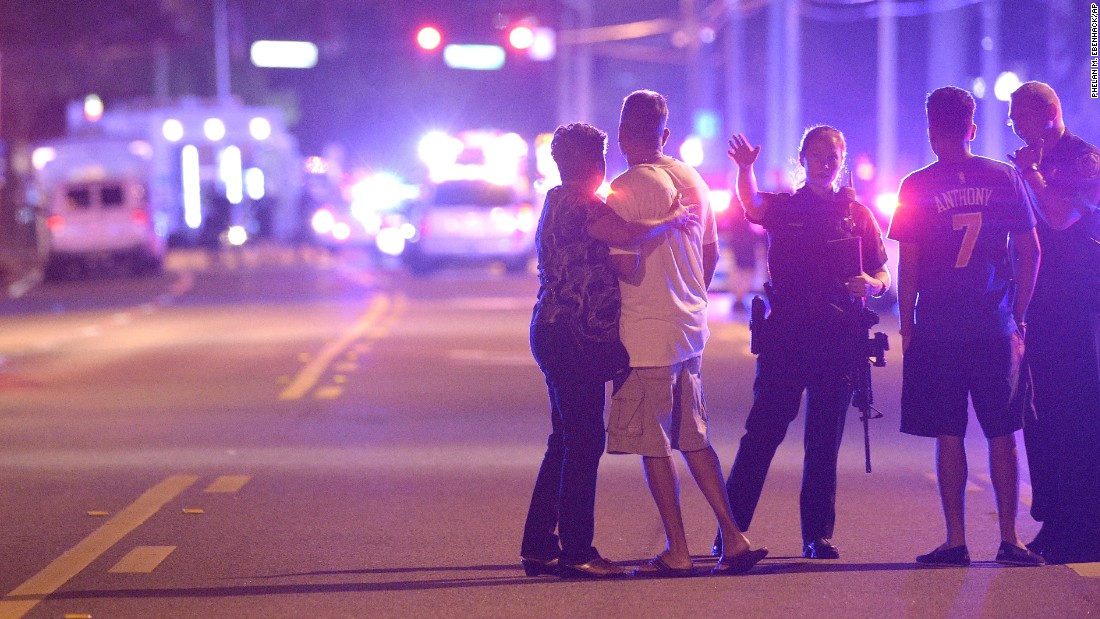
[551,123,607,183]
[926,86,975,138]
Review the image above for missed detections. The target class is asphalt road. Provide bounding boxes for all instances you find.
[0,247,1097,618]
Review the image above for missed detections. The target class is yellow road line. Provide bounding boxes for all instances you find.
[314,385,343,399]
[0,474,198,619]
[108,546,176,574]
[1067,562,1100,577]
[204,475,251,494]
[278,294,391,401]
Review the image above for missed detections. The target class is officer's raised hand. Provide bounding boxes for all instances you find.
[727,134,761,169]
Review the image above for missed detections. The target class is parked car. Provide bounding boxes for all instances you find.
[44,177,165,278]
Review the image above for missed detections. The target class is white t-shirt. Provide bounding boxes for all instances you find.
[606,156,718,367]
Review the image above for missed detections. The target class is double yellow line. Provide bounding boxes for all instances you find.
[0,475,198,619]
[278,292,405,401]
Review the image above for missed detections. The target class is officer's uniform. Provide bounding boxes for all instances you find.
[1022,130,1100,564]
[724,186,887,544]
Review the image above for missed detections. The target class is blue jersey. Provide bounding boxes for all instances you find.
[888,156,1036,341]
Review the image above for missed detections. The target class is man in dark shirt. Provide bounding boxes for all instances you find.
[1009,81,1100,564]
[890,86,1042,567]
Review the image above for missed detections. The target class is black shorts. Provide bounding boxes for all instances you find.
[901,333,1029,438]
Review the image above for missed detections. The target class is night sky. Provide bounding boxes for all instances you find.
[1,0,1095,187]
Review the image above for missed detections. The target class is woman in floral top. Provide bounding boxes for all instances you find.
[521,123,696,578]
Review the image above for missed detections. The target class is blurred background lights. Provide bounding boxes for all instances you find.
[874,192,899,218]
[162,118,184,142]
[994,71,1023,102]
[244,167,266,200]
[249,117,272,140]
[375,227,407,256]
[83,94,104,122]
[416,26,442,51]
[529,28,556,61]
[509,26,535,50]
[31,147,57,171]
[204,118,226,141]
[226,225,248,246]
[250,40,318,69]
[709,189,732,214]
[855,154,876,181]
[972,76,988,99]
[219,146,244,204]
[679,135,705,167]
[443,44,505,71]
[182,145,202,229]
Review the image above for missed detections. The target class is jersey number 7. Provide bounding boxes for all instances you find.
[951,212,983,268]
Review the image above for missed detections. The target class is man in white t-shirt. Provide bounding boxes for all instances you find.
[605,90,766,577]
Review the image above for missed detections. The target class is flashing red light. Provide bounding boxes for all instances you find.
[508,26,535,50]
[46,214,65,231]
[417,26,442,51]
[130,209,150,226]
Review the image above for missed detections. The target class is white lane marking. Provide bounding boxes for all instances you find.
[0,474,198,619]
[108,546,176,574]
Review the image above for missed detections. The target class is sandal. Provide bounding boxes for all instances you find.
[712,547,769,575]
[631,555,696,578]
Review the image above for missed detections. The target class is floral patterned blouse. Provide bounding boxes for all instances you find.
[531,185,622,344]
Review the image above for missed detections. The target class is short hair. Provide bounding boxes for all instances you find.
[799,125,846,159]
[619,90,668,141]
[550,123,606,182]
[926,87,976,137]
[1011,81,1061,111]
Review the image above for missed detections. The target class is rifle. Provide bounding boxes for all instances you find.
[850,303,889,473]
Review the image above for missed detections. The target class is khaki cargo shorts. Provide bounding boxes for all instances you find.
[606,355,710,457]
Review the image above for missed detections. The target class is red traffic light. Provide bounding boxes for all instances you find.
[508,26,534,50]
[416,26,442,51]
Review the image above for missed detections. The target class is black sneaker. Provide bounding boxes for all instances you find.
[995,541,1046,566]
[916,545,971,566]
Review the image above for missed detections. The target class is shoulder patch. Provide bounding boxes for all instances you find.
[1077,151,1100,180]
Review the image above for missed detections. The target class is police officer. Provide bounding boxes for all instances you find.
[716,126,890,560]
[1009,81,1100,564]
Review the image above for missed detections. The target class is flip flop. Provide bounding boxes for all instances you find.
[712,547,769,575]
[631,555,696,578]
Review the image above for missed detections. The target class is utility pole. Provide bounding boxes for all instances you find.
[214,0,232,103]
[978,0,1002,159]
[877,0,898,195]
[765,0,800,185]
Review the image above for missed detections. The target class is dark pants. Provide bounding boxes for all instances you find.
[1023,309,1100,563]
[724,334,851,541]
[521,321,607,565]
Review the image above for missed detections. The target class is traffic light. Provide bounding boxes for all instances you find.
[507,24,555,61]
[416,26,442,51]
[507,26,534,51]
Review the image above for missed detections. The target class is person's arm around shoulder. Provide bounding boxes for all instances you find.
[728,134,766,221]
[588,195,699,249]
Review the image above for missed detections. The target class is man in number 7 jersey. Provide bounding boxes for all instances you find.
[888,86,1043,567]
